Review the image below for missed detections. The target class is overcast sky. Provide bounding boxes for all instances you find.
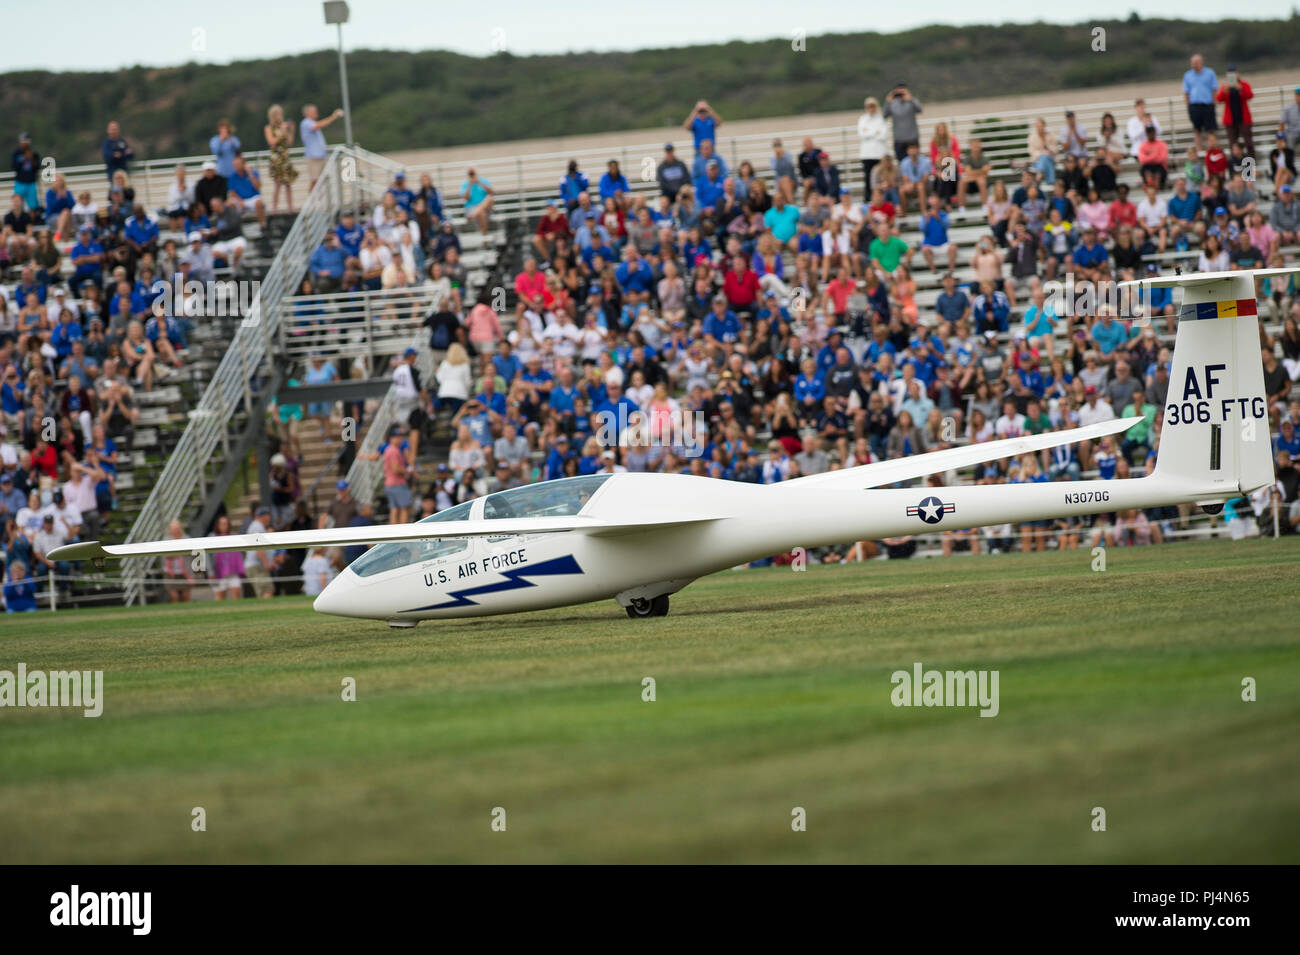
[6,0,1297,72]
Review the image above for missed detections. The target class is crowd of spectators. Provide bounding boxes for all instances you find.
[7,59,1300,610]
[2,103,350,609]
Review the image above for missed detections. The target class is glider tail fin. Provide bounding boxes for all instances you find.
[1153,275,1274,496]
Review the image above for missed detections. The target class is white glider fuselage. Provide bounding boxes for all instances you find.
[312,468,1215,624]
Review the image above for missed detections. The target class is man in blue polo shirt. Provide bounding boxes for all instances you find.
[335,211,364,258]
[69,226,104,292]
[124,204,159,263]
[1183,53,1219,151]
[935,272,970,325]
[1072,227,1109,283]
[684,100,722,154]
[702,296,741,344]
[694,160,726,211]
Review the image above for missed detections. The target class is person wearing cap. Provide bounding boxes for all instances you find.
[0,472,24,521]
[244,506,275,597]
[318,479,357,530]
[1183,54,1219,152]
[33,510,72,596]
[309,230,346,292]
[194,160,228,216]
[1269,182,1300,245]
[386,171,414,213]
[1215,65,1254,155]
[657,143,690,200]
[10,133,40,214]
[1268,131,1296,196]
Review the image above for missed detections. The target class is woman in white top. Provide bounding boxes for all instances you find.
[1197,234,1229,273]
[300,547,334,596]
[857,97,890,196]
[435,342,472,412]
[166,165,194,222]
[447,424,486,479]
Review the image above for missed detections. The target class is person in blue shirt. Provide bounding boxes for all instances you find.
[227,155,265,227]
[44,177,76,238]
[1274,418,1300,458]
[4,560,37,613]
[460,168,495,234]
[918,196,957,271]
[335,211,364,258]
[691,140,729,181]
[971,281,1011,334]
[50,306,83,360]
[935,273,970,324]
[702,297,741,344]
[492,343,522,385]
[1022,287,1057,338]
[793,358,826,413]
[101,121,134,182]
[693,161,726,211]
[386,172,415,211]
[595,380,638,432]
[1090,313,1129,357]
[598,161,630,206]
[615,248,654,297]
[13,266,46,307]
[309,232,346,291]
[1071,228,1108,282]
[544,434,574,480]
[1182,54,1219,151]
[558,160,590,211]
[69,226,104,289]
[124,205,159,261]
[684,100,722,153]
[1167,177,1202,230]
[209,119,242,178]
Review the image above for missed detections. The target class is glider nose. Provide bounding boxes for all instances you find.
[313,573,350,617]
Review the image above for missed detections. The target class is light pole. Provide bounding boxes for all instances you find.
[323,1,354,148]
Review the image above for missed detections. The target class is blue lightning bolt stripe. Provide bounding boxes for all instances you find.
[400,554,584,612]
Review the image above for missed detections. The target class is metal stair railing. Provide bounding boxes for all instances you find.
[120,150,350,604]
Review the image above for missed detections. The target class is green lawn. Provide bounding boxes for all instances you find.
[2,537,1298,863]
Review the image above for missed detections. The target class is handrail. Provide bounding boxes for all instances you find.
[119,149,347,602]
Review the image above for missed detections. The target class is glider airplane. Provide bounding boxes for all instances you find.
[51,269,1286,626]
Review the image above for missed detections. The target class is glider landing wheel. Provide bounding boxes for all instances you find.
[626,595,670,619]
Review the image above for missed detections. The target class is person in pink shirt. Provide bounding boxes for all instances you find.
[1246,210,1279,260]
[210,514,244,600]
[513,258,549,311]
[465,298,503,355]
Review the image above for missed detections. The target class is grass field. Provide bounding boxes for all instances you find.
[2,536,1298,864]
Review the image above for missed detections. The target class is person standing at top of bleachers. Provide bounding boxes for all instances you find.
[684,100,722,157]
[885,83,922,160]
[1182,54,1219,153]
